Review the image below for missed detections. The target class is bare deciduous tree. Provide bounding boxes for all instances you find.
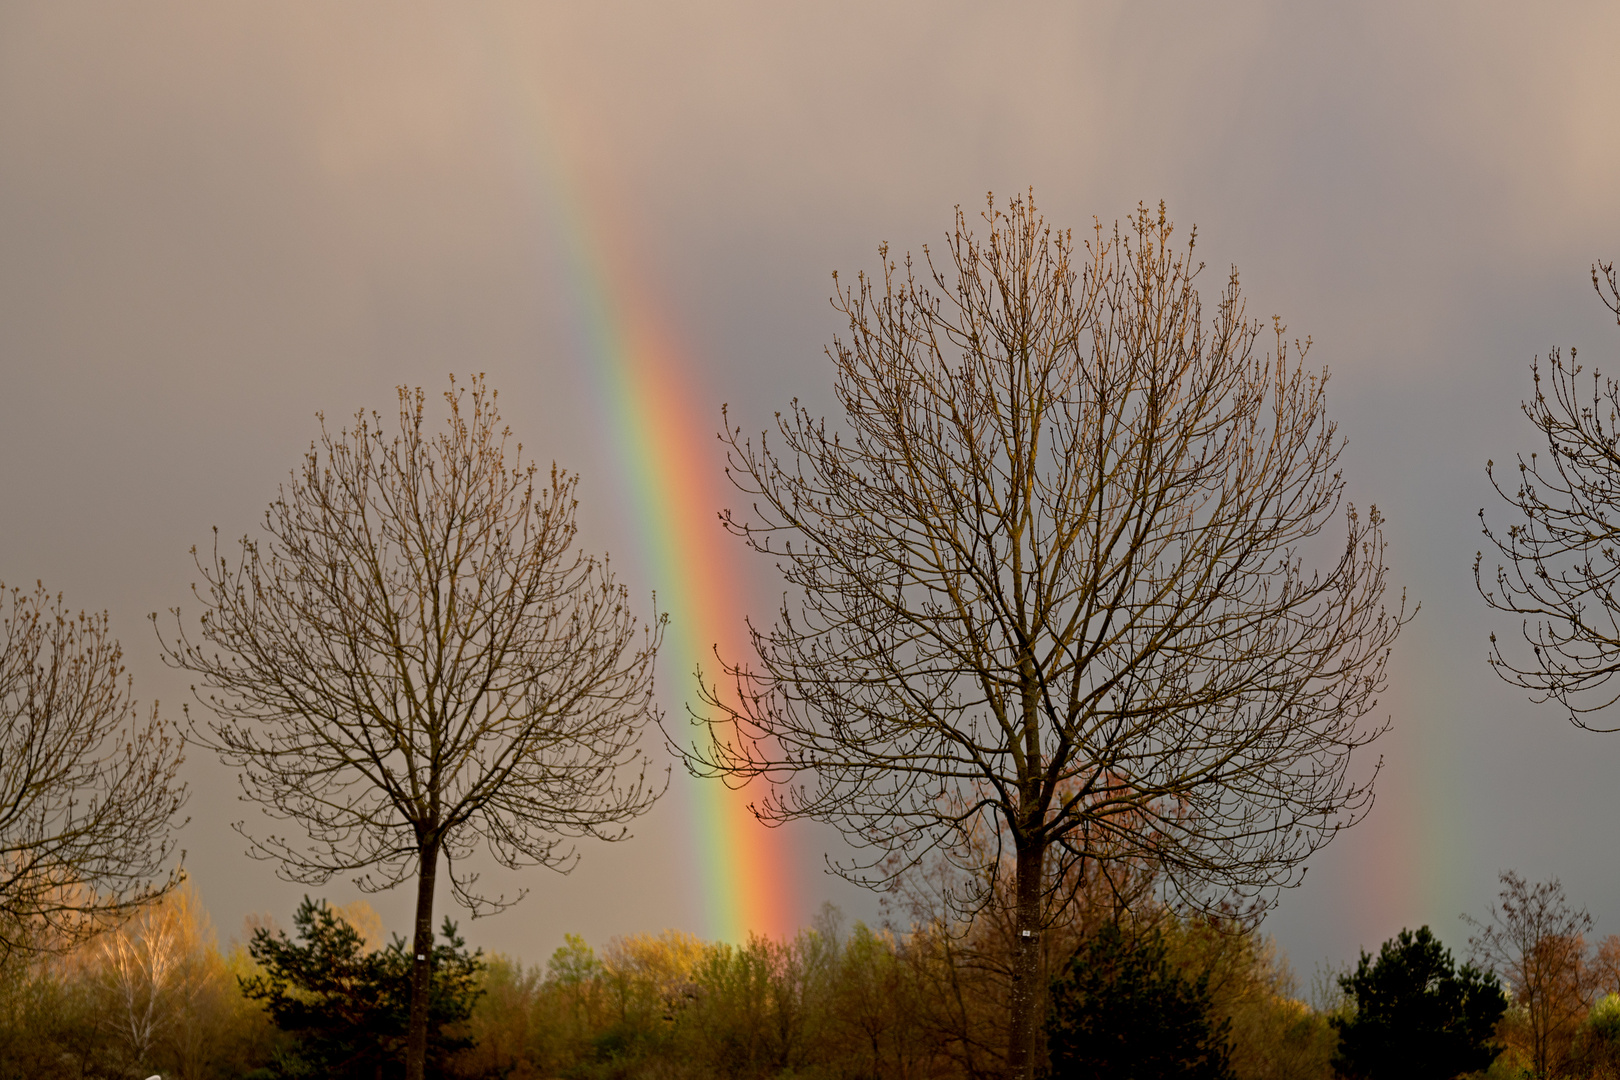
[0,583,186,959]
[98,890,190,1069]
[691,196,1408,1079]
[1466,871,1594,1080]
[159,377,664,1080]
[1477,261,1620,733]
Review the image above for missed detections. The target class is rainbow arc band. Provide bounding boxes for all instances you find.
[485,32,796,943]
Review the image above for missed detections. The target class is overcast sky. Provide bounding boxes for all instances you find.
[2,2,1618,979]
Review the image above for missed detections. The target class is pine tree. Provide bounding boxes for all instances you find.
[1047,923,1234,1080]
[1331,925,1506,1080]
[241,898,482,1079]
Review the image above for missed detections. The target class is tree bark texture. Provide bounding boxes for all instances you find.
[405,838,439,1080]
[1006,840,1046,1080]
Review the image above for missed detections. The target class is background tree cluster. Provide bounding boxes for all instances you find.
[1320,871,1620,1080]
[6,862,1620,1080]
[0,885,273,1080]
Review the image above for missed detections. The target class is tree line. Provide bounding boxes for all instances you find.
[4,192,1620,1078]
[2,861,1619,1079]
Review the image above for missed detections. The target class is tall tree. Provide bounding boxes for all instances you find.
[159,376,664,1080]
[1465,871,1594,1080]
[691,195,1409,1079]
[0,582,186,959]
[1330,925,1506,1080]
[1478,260,1620,731]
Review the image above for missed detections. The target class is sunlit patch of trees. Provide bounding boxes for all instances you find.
[19,874,1620,1075]
[0,884,274,1079]
[9,866,1620,1079]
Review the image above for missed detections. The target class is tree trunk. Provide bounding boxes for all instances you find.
[405,838,439,1080]
[1006,838,1045,1080]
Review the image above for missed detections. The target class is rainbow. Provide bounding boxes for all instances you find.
[480,31,797,943]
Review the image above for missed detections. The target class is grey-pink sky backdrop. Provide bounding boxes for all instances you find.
[2,2,1618,975]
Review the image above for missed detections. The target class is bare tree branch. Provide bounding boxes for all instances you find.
[1478,261,1620,732]
[1465,870,1595,1080]
[0,583,187,960]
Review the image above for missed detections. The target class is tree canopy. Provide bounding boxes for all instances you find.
[692,193,1408,1078]
[1479,260,1620,732]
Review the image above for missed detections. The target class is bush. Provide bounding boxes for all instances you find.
[1578,993,1620,1077]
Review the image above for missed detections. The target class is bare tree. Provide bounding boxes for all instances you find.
[1466,871,1594,1079]
[0,583,186,959]
[691,195,1408,1079]
[159,376,664,1080]
[98,892,187,1069]
[1477,261,1620,732]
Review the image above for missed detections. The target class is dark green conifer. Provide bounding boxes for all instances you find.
[240,897,482,1080]
[1047,922,1235,1080]
[1330,925,1506,1080]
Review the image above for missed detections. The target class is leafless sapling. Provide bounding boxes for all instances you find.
[1466,871,1595,1080]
